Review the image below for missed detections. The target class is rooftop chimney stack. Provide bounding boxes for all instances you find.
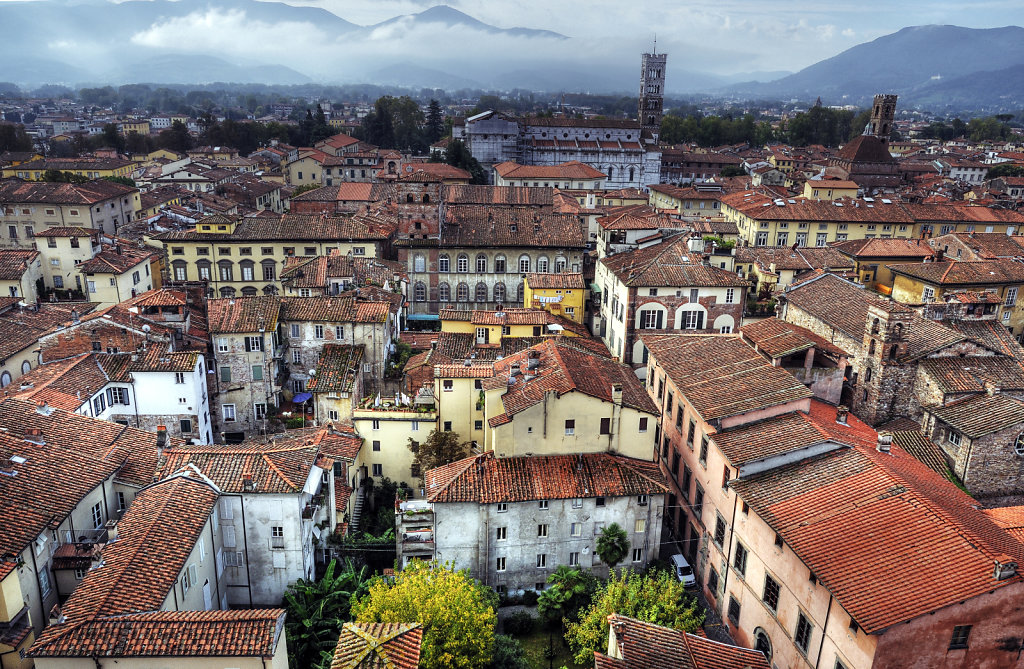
[836,405,849,425]
[876,432,893,454]
[155,425,168,452]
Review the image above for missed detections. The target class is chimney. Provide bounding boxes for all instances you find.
[243,475,254,492]
[876,432,892,454]
[430,339,438,350]
[985,379,1000,396]
[23,427,44,445]
[156,425,168,452]
[835,405,849,424]
[527,350,541,370]
[611,383,623,405]
[510,363,521,377]
[35,401,53,416]
[994,557,1018,580]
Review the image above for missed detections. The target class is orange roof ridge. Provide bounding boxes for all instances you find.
[262,453,298,490]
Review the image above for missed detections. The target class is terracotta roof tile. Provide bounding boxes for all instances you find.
[602,235,748,288]
[57,474,219,622]
[330,622,423,669]
[889,259,1024,286]
[155,430,328,493]
[156,212,397,243]
[494,160,606,181]
[442,185,553,206]
[307,344,364,393]
[483,339,656,416]
[740,316,846,359]
[927,393,1024,437]
[426,451,667,504]
[0,249,38,280]
[596,614,770,669]
[441,207,584,249]
[730,438,1024,634]
[30,609,285,658]
[641,334,812,421]
[525,272,586,289]
[0,178,136,205]
[831,237,935,258]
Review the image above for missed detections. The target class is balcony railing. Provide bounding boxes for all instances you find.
[64,528,108,545]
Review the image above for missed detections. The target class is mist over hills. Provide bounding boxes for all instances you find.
[0,1,1022,111]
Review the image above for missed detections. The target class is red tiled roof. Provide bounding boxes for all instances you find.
[30,609,285,659]
[601,235,748,288]
[58,474,219,622]
[641,334,812,421]
[731,436,1024,634]
[596,614,770,669]
[306,344,364,393]
[525,272,586,289]
[830,237,935,259]
[888,259,1024,286]
[77,245,154,275]
[330,622,423,669]
[926,393,1024,438]
[156,430,328,493]
[740,316,846,359]
[0,178,136,205]
[426,451,667,504]
[0,249,38,280]
[442,184,553,206]
[494,160,606,181]
[483,339,657,416]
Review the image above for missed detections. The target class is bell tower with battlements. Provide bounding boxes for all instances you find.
[868,94,898,142]
[639,48,667,141]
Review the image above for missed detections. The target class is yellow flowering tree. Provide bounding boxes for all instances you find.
[352,560,498,669]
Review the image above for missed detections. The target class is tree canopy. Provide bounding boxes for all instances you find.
[352,560,498,669]
[409,429,471,482]
[595,523,630,568]
[565,569,704,664]
[283,559,372,669]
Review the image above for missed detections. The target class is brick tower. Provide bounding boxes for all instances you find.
[868,94,898,142]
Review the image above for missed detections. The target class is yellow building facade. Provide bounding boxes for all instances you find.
[523,273,586,324]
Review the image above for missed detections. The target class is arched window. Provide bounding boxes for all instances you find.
[456,282,469,302]
[865,366,873,382]
[262,285,278,295]
[519,255,530,273]
[537,255,549,273]
[422,194,430,203]
[495,255,507,273]
[171,260,187,281]
[476,254,488,273]
[241,286,258,296]
[406,193,414,203]
[21,360,31,375]
[475,282,488,302]
[239,260,254,282]
[438,254,450,272]
[517,282,525,302]
[894,323,904,339]
[438,282,450,302]
[1015,433,1024,456]
[868,339,876,355]
[628,167,635,182]
[196,260,211,281]
[754,629,772,661]
[493,282,506,303]
[414,281,426,301]
[413,254,426,273]
[457,254,469,272]
[554,256,567,273]
[607,166,613,180]
[871,318,880,334]
[219,286,236,298]
[0,371,9,388]
[889,344,898,360]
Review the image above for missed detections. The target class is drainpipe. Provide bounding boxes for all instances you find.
[240,495,254,607]
[719,492,740,607]
[814,594,834,669]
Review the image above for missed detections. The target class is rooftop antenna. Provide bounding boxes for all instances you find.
[653,34,657,55]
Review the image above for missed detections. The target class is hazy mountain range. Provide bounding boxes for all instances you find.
[1,1,1022,110]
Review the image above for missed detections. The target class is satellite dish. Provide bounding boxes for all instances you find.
[142,324,151,333]
[308,369,316,376]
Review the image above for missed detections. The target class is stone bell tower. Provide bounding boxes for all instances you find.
[639,48,667,141]
[867,94,898,142]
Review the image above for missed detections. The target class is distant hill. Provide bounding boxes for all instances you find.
[727,25,1024,107]
[367,5,566,40]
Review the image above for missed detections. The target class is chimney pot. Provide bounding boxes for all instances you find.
[876,432,893,454]
[836,405,849,424]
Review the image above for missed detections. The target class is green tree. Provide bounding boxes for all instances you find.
[595,523,629,568]
[100,123,126,153]
[445,138,487,184]
[156,120,193,153]
[487,635,531,669]
[102,176,136,187]
[0,123,33,152]
[537,566,598,628]
[409,429,471,481]
[42,169,87,183]
[988,164,1024,179]
[564,569,704,664]
[352,560,497,669]
[425,99,445,144]
[720,165,746,178]
[283,559,372,669]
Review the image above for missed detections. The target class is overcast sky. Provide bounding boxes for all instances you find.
[2,0,1022,88]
